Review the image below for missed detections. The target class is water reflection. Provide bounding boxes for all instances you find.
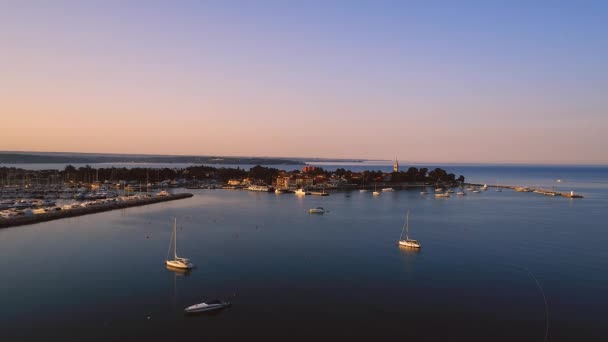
[398,245,421,255]
[165,265,192,276]
[398,244,421,272]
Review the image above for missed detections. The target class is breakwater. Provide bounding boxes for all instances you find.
[0,193,193,228]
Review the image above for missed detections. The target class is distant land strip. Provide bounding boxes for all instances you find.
[0,153,304,165]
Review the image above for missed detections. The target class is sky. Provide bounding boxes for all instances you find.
[1,1,607,164]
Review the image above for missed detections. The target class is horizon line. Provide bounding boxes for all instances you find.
[1,149,607,167]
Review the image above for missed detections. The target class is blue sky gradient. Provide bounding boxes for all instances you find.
[1,1,606,163]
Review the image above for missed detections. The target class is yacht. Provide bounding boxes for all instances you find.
[472,189,480,193]
[456,191,466,196]
[434,192,450,198]
[398,210,421,248]
[184,300,231,314]
[359,189,368,193]
[166,218,194,270]
[247,185,272,192]
[294,188,307,196]
[309,207,325,214]
[382,187,394,192]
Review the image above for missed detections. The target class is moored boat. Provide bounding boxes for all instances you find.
[166,218,194,270]
[184,300,231,313]
[398,209,421,248]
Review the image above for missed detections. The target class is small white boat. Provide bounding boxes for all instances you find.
[447,189,454,193]
[294,188,307,196]
[184,300,231,313]
[398,209,421,248]
[382,187,394,192]
[472,189,480,193]
[309,207,325,214]
[359,189,368,193]
[420,190,428,195]
[434,188,443,192]
[166,218,194,270]
[457,191,466,196]
[434,193,450,198]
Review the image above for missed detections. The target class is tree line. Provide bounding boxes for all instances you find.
[0,165,463,186]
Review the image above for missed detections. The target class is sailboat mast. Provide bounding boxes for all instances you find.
[173,217,178,259]
[405,209,410,240]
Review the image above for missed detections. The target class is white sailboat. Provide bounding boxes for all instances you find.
[166,218,194,269]
[398,209,421,248]
[372,183,380,196]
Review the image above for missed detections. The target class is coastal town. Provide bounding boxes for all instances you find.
[0,159,582,225]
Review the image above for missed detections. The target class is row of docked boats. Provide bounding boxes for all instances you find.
[0,199,56,210]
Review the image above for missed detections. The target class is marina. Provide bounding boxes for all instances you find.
[0,192,193,228]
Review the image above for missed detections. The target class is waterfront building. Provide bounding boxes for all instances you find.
[275,176,291,189]
[302,166,317,173]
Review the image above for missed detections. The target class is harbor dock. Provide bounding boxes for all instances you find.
[0,193,193,229]
[467,184,583,198]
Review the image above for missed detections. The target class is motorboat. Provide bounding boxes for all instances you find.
[309,207,325,214]
[456,191,466,196]
[184,300,231,313]
[294,188,307,196]
[382,187,394,192]
[166,218,194,270]
[398,209,421,248]
[434,193,450,198]
[359,189,368,193]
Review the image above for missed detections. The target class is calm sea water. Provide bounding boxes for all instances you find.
[1,165,607,341]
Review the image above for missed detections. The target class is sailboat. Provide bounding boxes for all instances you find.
[359,177,368,192]
[398,209,420,248]
[372,183,380,196]
[166,218,194,269]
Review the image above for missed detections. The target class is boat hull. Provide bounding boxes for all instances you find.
[185,303,231,314]
[398,240,421,248]
[166,260,194,269]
